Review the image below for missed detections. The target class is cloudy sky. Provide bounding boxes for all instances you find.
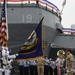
[49,0,75,28]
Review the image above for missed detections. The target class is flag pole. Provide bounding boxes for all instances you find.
[5,0,9,41]
[1,0,8,75]
[42,17,44,56]
[42,16,46,50]
[60,0,66,14]
[4,0,8,67]
[60,5,65,14]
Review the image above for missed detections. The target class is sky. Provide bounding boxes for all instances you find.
[49,0,75,28]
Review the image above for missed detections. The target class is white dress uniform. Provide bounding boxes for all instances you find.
[0,68,4,75]
[1,46,19,75]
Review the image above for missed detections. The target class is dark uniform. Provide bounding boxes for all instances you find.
[18,60,24,75]
[54,60,57,75]
[29,60,37,75]
[44,58,49,75]
[23,61,29,75]
[48,60,54,75]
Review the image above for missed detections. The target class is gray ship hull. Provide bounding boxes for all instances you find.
[0,3,61,57]
[1,1,73,75]
[8,23,59,56]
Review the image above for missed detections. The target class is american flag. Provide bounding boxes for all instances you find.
[0,0,8,46]
[62,0,66,6]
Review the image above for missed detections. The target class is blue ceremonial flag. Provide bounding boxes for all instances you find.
[16,17,44,60]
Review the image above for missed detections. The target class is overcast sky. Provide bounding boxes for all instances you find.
[49,0,75,28]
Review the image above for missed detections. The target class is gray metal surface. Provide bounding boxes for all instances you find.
[53,34,75,49]
[0,3,61,56]
[1,2,75,75]
[0,3,60,29]
[8,23,37,54]
[8,23,59,56]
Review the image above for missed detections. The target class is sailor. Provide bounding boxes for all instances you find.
[0,68,11,75]
[4,47,19,59]
[36,57,46,75]
[54,61,57,75]
[1,46,7,70]
[0,68,4,75]
[8,49,15,74]
[44,56,49,75]
[23,60,30,75]
[29,60,37,75]
[48,58,54,75]
[18,60,24,75]
[1,46,19,75]
[4,66,11,75]
[66,50,74,75]
[0,59,14,75]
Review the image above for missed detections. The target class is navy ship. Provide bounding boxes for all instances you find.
[0,0,75,60]
[0,0,62,57]
[0,0,75,75]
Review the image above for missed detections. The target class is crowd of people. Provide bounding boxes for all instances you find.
[0,46,74,75]
[18,50,74,75]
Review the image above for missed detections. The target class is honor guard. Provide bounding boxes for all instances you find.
[0,65,11,75]
[18,60,24,75]
[23,60,30,75]
[29,60,37,75]
[48,58,54,75]
[0,68,4,75]
[1,46,11,75]
[54,61,57,75]
[1,46,19,75]
[44,57,49,75]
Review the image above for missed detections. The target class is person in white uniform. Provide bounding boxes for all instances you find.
[0,46,19,75]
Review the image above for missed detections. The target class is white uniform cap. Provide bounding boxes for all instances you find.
[49,58,52,61]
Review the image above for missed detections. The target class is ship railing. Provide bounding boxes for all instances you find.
[0,0,60,15]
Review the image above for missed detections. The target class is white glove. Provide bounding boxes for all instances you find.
[10,59,13,62]
[15,54,19,56]
[8,59,13,64]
